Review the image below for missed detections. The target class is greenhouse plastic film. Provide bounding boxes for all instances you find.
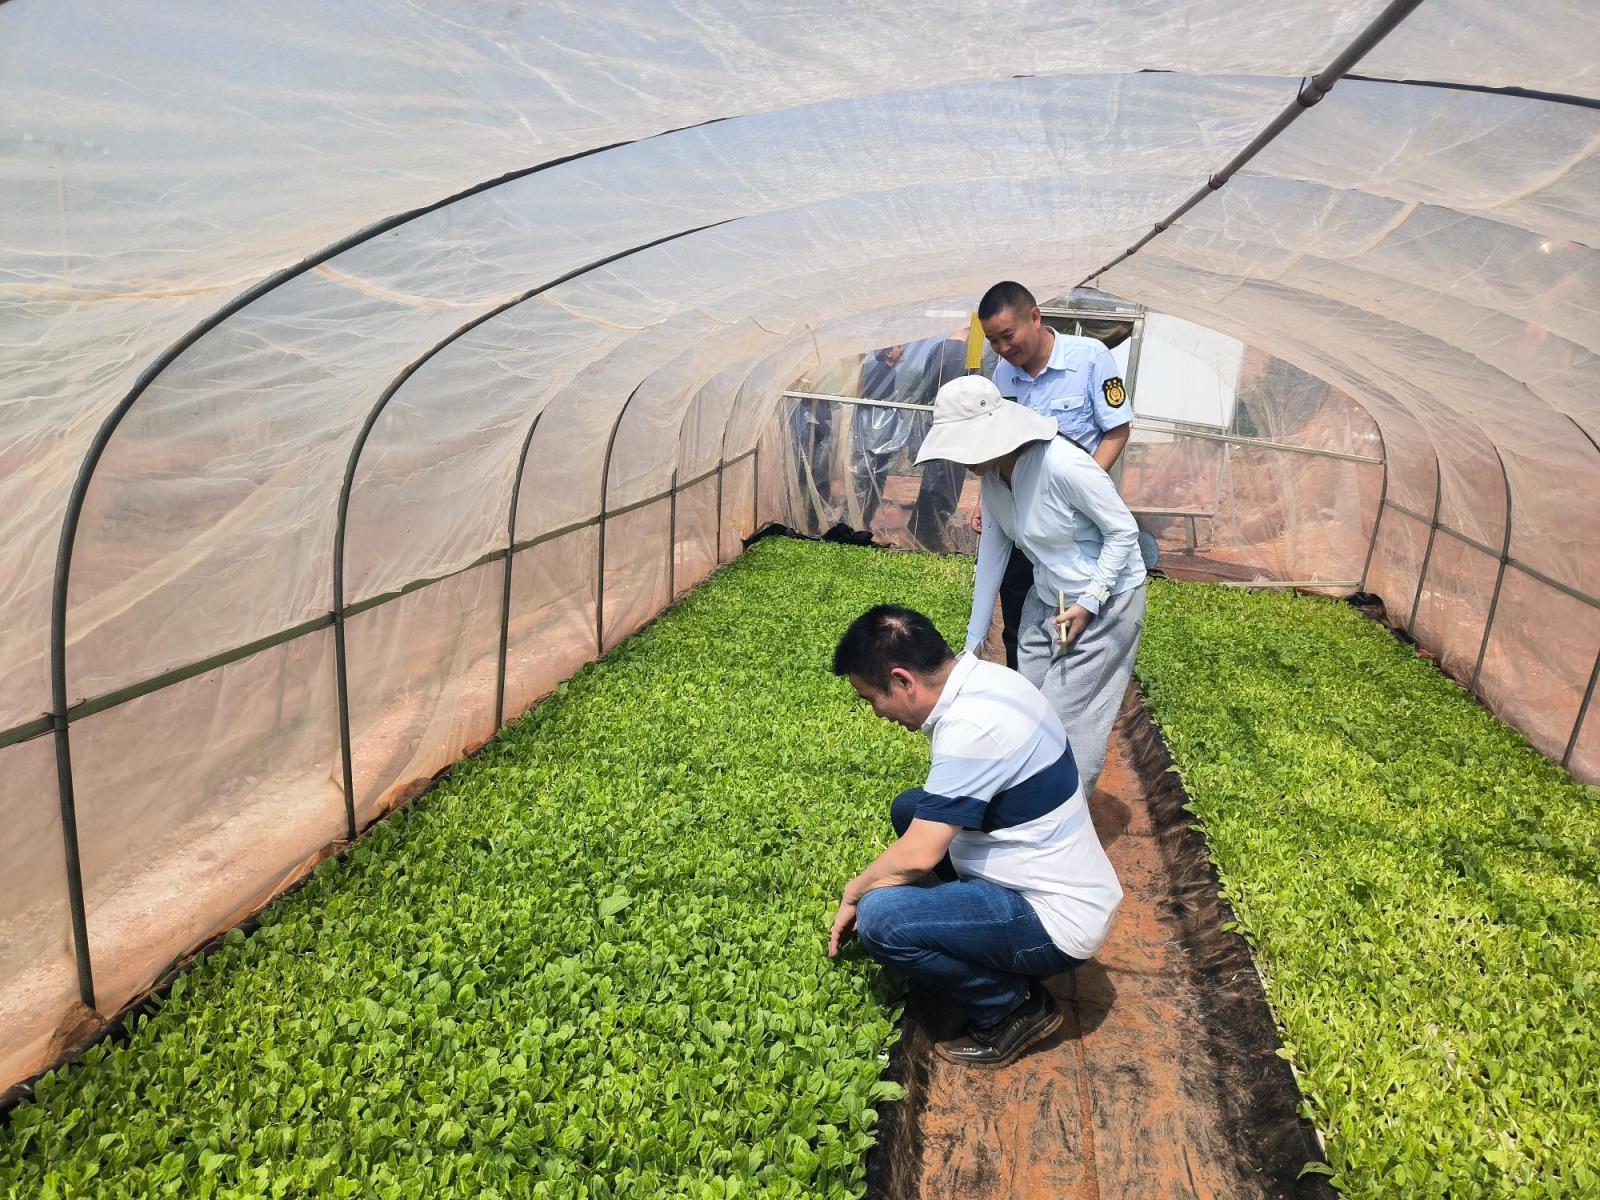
[1476,570,1600,766]
[601,502,673,653]
[673,478,721,601]
[0,739,81,1094]
[68,629,345,1014]
[502,528,599,723]
[1411,536,1500,684]
[344,565,501,827]
[720,458,757,564]
[1364,508,1431,621]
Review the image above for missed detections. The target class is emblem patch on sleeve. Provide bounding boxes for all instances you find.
[1102,377,1127,407]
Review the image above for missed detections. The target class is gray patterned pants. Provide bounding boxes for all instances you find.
[1017,584,1147,798]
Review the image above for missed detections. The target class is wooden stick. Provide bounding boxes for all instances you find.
[1058,588,1069,648]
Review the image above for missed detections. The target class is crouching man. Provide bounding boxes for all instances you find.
[826,605,1122,1068]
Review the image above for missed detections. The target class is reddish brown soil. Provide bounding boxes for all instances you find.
[873,690,1330,1200]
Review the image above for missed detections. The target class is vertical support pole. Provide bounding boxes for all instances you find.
[667,469,678,601]
[715,462,725,564]
[330,607,359,842]
[596,383,646,657]
[1565,649,1600,769]
[751,444,760,539]
[1407,463,1443,633]
[49,713,96,1010]
[1470,448,1514,693]
[1123,308,1146,408]
[1358,423,1390,593]
[500,412,545,728]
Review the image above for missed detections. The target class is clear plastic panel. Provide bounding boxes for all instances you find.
[344,565,500,827]
[720,457,757,563]
[1365,508,1432,627]
[0,737,81,1092]
[600,501,672,653]
[70,629,344,1013]
[1411,534,1500,685]
[674,478,721,600]
[679,368,749,482]
[1476,569,1600,768]
[1501,432,1600,600]
[503,527,599,724]
[755,425,787,531]
[1207,445,1381,586]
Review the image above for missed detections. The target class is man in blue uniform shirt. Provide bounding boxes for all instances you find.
[975,281,1139,672]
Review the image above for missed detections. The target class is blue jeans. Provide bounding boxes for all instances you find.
[856,791,1083,1029]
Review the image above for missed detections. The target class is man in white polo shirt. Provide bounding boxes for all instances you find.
[826,605,1122,1068]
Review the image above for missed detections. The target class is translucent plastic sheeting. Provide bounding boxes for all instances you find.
[1365,508,1433,626]
[344,565,501,828]
[1101,262,1596,587]
[1477,570,1600,767]
[502,528,599,725]
[678,368,748,483]
[1132,314,1242,429]
[1411,535,1501,684]
[774,394,981,557]
[69,629,345,1014]
[674,478,722,601]
[720,458,758,566]
[9,69,1289,726]
[601,502,673,654]
[0,738,79,1093]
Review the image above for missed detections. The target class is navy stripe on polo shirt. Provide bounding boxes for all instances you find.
[910,748,1079,831]
[916,652,1124,960]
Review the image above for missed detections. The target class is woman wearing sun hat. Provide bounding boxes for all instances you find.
[915,374,1146,797]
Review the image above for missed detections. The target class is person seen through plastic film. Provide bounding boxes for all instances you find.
[973,281,1152,671]
[849,343,910,531]
[902,333,972,552]
[827,605,1122,1068]
[918,374,1148,799]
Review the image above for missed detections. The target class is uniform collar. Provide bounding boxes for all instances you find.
[921,652,979,733]
[1002,327,1078,382]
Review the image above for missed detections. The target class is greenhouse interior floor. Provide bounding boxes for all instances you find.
[874,687,1325,1200]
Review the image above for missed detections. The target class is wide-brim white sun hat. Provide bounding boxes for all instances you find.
[914,375,1059,466]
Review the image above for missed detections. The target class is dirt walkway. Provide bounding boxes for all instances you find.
[875,689,1330,1200]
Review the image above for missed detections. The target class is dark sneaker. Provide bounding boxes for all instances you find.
[934,986,1063,1069]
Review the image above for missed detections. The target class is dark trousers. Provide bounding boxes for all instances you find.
[858,789,1081,1027]
[907,460,966,553]
[998,546,1033,670]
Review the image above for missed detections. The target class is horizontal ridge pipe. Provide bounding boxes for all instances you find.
[1077,0,1426,288]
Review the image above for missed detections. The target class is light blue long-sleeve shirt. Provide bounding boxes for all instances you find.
[963,436,1146,654]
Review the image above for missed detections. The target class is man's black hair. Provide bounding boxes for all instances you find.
[832,605,956,692]
[977,280,1037,321]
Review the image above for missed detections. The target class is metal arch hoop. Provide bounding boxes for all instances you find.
[331,221,731,836]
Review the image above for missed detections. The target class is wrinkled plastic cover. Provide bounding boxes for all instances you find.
[3,0,1599,1092]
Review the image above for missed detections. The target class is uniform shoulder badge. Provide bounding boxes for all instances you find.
[1101,377,1127,408]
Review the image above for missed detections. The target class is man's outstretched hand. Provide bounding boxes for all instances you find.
[828,897,858,958]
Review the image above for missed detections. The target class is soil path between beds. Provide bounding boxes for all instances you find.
[875,686,1332,1200]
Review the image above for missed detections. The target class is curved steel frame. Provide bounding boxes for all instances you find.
[333,222,729,835]
[22,8,1600,1019]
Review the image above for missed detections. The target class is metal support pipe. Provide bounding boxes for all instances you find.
[1566,650,1600,769]
[667,469,678,600]
[1471,448,1515,692]
[1358,420,1391,591]
[49,713,95,1009]
[595,381,649,655]
[499,410,545,728]
[333,223,728,825]
[1076,0,1426,289]
[1408,465,1444,633]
